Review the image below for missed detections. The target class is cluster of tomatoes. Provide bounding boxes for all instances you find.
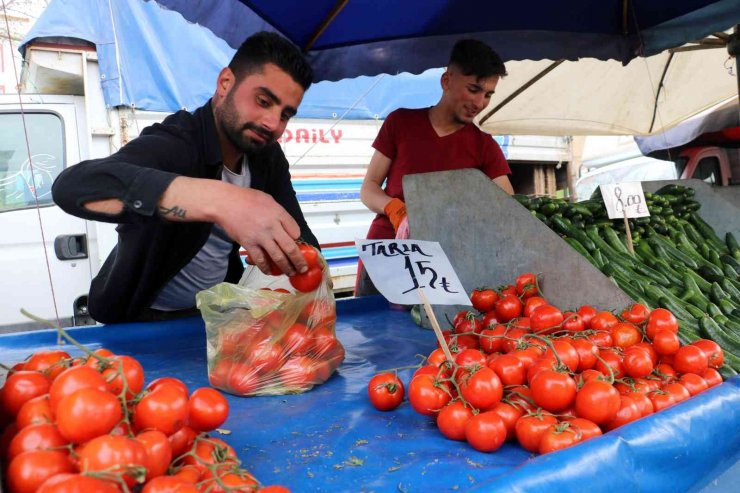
[0,347,289,492]
[367,273,724,455]
[208,281,344,396]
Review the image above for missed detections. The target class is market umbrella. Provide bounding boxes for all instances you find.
[148,0,740,81]
[477,33,739,136]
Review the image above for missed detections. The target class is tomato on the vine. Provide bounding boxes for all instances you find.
[289,265,323,292]
[437,401,474,441]
[530,370,576,412]
[690,339,724,369]
[673,345,708,374]
[495,295,523,323]
[465,411,507,452]
[515,413,557,452]
[407,374,451,416]
[538,423,581,454]
[574,380,620,424]
[187,387,230,432]
[459,366,503,411]
[367,373,404,411]
[470,288,499,313]
[620,303,650,326]
[646,308,678,339]
[515,273,539,299]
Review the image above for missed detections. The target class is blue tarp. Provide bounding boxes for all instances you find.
[1,296,739,492]
[20,0,740,116]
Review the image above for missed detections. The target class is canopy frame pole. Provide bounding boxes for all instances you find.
[478,60,564,125]
[304,0,349,52]
[648,52,674,133]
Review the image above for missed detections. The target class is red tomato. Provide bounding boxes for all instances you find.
[454,348,487,374]
[530,370,576,412]
[511,346,545,370]
[561,312,585,332]
[6,450,74,493]
[652,330,680,355]
[590,311,619,332]
[621,303,650,326]
[77,435,147,486]
[488,354,527,386]
[24,351,71,381]
[289,266,323,292]
[690,339,724,369]
[454,313,483,335]
[481,311,499,330]
[8,423,68,460]
[625,391,655,417]
[146,377,189,397]
[515,413,558,452]
[48,366,107,412]
[564,417,602,441]
[282,322,313,356]
[506,386,537,414]
[459,366,503,411]
[603,394,642,431]
[246,338,284,375]
[135,429,172,481]
[278,356,318,388]
[299,299,336,328]
[470,288,499,313]
[648,390,675,411]
[495,295,524,323]
[298,243,320,269]
[37,473,122,493]
[407,374,451,416]
[500,328,529,354]
[701,368,723,387]
[633,341,659,365]
[673,345,709,375]
[168,425,197,459]
[2,371,52,417]
[610,322,642,349]
[595,348,624,379]
[538,423,581,454]
[437,400,474,441]
[182,438,237,474]
[367,373,404,411]
[678,373,709,396]
[142,476,199,493]
[102,355,145,400]
[646,308,678,339]
[523,296,548,318]
[450,333,481,352]
[574,380,621,424]
[622,346,655,378]
[530,305,564,335]
[576,305,598,329]
[515,272,539,299]
[55,387,122,443]
[170,464,201,484]
[16,394,53,429]
[570,338,599,372]
[542,339,579,373]
[465,411,507,452]
[526,358,557,386]
[588,330,613,348]
[500,284,517,297]
[654,363,678,383]
[133,382,188,435]
[490,402,525,441]
[479,324,506,354]
[187,388,229,432]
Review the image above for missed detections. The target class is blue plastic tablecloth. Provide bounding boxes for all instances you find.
[2,296,739,492]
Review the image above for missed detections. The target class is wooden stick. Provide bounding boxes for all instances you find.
[417,288,456,364]
[623,209,635,254]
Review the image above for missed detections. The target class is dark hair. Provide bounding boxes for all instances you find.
[229,31,314,90]
[449,39,507,78]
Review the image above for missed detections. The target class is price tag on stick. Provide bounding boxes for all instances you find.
[600,182,650,254]
[355,239,472,306]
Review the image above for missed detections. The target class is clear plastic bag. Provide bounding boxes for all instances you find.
[196,256,344,396]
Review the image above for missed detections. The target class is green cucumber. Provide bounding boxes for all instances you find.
[721,278,740,304]
[648,235,700,269]
[602,227,631,256]
[551,216,596,252]
[698,264,726,283]
[563,237,599,267]
[675,265,712,293]
[689,213,729,253]
[721,255,740,275]
[699,316,740,355]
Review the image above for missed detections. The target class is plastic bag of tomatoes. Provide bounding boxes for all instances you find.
[196,244,345,396]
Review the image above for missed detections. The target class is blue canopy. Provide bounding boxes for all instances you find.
[20,0,740,116]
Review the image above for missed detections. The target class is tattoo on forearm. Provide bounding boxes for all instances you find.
[159,205,187,219]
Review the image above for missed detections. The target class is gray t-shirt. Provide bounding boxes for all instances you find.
[151,159,251,311]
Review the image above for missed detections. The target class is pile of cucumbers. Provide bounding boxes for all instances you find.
[514,184,740,378]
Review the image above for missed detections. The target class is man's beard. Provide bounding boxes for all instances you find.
[217,92,275,151]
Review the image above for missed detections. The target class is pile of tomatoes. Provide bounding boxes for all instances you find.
[367,273,724,455]
[207,244,344,397]
[0,347,289,492]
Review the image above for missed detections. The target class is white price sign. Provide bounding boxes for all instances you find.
[600,182,650,220]
[355,239,472,306]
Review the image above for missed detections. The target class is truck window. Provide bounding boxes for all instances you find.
[692,157,721,185]
[0,112,64,213]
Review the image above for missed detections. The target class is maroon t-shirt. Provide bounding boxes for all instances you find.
[367,107,511,239]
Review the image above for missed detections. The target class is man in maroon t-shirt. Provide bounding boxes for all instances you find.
[356,39,514,296]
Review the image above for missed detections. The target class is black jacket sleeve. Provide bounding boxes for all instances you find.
[51,124,194,224]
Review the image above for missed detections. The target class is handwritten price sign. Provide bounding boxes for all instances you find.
[599,182,650,220]
[355,239,472,306]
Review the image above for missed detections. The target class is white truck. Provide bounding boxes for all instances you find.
[0,42,570,331]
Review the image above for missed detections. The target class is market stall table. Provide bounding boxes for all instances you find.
[1,296,739,492]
